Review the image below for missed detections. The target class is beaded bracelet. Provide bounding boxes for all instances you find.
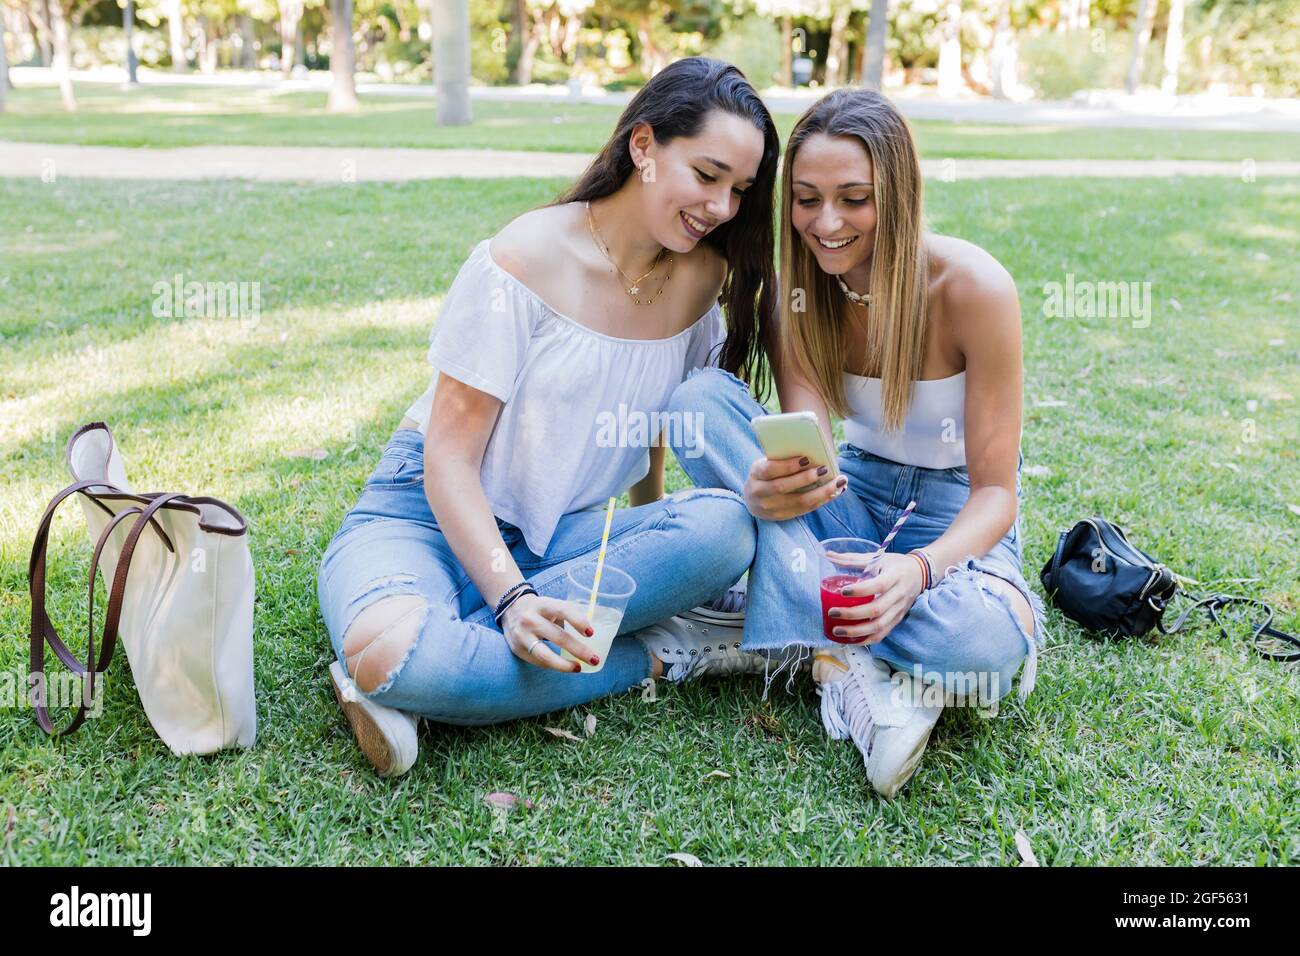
[493,582,537,626]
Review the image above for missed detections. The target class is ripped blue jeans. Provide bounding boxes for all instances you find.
[666,368,1046,705]
[316,427,757,725]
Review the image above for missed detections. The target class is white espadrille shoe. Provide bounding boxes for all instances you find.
[813,644,943,799]
[329,660,420,778]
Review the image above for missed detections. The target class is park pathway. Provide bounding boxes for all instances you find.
[3,141,1297,183]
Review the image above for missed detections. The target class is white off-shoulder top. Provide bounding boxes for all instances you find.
[404,237,726,556]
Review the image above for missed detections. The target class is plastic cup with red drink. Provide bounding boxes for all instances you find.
[817,536,883,643]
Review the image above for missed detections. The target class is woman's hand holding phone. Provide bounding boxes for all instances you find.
[501,593,601,673]
[743,455,848,522]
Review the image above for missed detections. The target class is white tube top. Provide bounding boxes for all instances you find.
[841,370,966,469]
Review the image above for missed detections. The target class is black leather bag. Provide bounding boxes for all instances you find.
[1040,517,1177,638]
[1041,516,1300,661]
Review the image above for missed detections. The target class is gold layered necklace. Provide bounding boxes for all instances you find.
[586,201,673,305]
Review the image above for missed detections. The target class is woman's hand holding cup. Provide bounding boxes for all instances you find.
[501,593,600,673]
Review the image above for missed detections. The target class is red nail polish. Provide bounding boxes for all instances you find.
[586,627,594,636]
[590,656,600,665]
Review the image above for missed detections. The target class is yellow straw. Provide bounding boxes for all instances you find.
[587,496,618,618]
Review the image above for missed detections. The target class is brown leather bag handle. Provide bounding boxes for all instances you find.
[28,483,186,736]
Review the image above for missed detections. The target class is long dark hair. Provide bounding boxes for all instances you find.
[550,56,780,401]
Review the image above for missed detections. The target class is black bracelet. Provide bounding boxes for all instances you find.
[494,583,537,627]
[493,581,530,615]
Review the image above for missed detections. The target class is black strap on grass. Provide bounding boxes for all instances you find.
[1158,593,1300,663]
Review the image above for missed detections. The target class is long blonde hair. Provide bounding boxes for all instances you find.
[780,88,929,432]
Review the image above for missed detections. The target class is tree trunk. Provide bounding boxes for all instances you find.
[197,14,217,73]
[279,0,303,74]
[34,0,52,66]
[166,0,186,72]
[861,0,888,90]
[937,0,962,97]
[49,0,74,110]
[0,13,8,112]
[1125,0,1155,94]
[240,14,256,68]
[561,12,579,62]
[515,1,540,85]
[825,4,850,88]
[328,0,359,110]
[123,0,139,83]
[635,14,664,76]
[990,0,1014,98]
[1161,0,1184,95]
[433,0,470,125]
[780,16,792,87]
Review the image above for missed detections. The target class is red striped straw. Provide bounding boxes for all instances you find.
[874,499,918,558]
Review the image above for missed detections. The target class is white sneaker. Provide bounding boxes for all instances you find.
[637,611,770,683]
[814,645,943,799]
[329,660,420,778]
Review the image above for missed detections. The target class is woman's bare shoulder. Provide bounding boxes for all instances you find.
[678,241,729,316]
[489,203,583,286]
[928,234,1018,321]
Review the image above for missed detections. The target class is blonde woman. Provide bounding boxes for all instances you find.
[666,88,1045,798]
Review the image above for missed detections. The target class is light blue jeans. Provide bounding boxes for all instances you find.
[665,367,1047,705]
[316,427,756,725]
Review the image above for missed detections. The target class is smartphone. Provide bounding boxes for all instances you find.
[750,411,840,494]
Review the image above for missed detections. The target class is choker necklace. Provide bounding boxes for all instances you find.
[837,276,871,307]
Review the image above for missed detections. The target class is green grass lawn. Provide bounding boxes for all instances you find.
[1,173,1297,865]
[4,83,1300,162]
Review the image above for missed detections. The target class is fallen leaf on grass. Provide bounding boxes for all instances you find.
[584,713,597,737]
[667,852,703,867]
[544,726,584,742]
[1288,504,1300,518]
[1022,465,1052,478]
[1015,829,1039,867]
[287,447,329,461]
[484,792,533,811]
[703,770,732,781]
[744,710,783,740]
[1032,399,1069,408]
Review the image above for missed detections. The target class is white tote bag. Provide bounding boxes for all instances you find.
[27,421,256,754]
